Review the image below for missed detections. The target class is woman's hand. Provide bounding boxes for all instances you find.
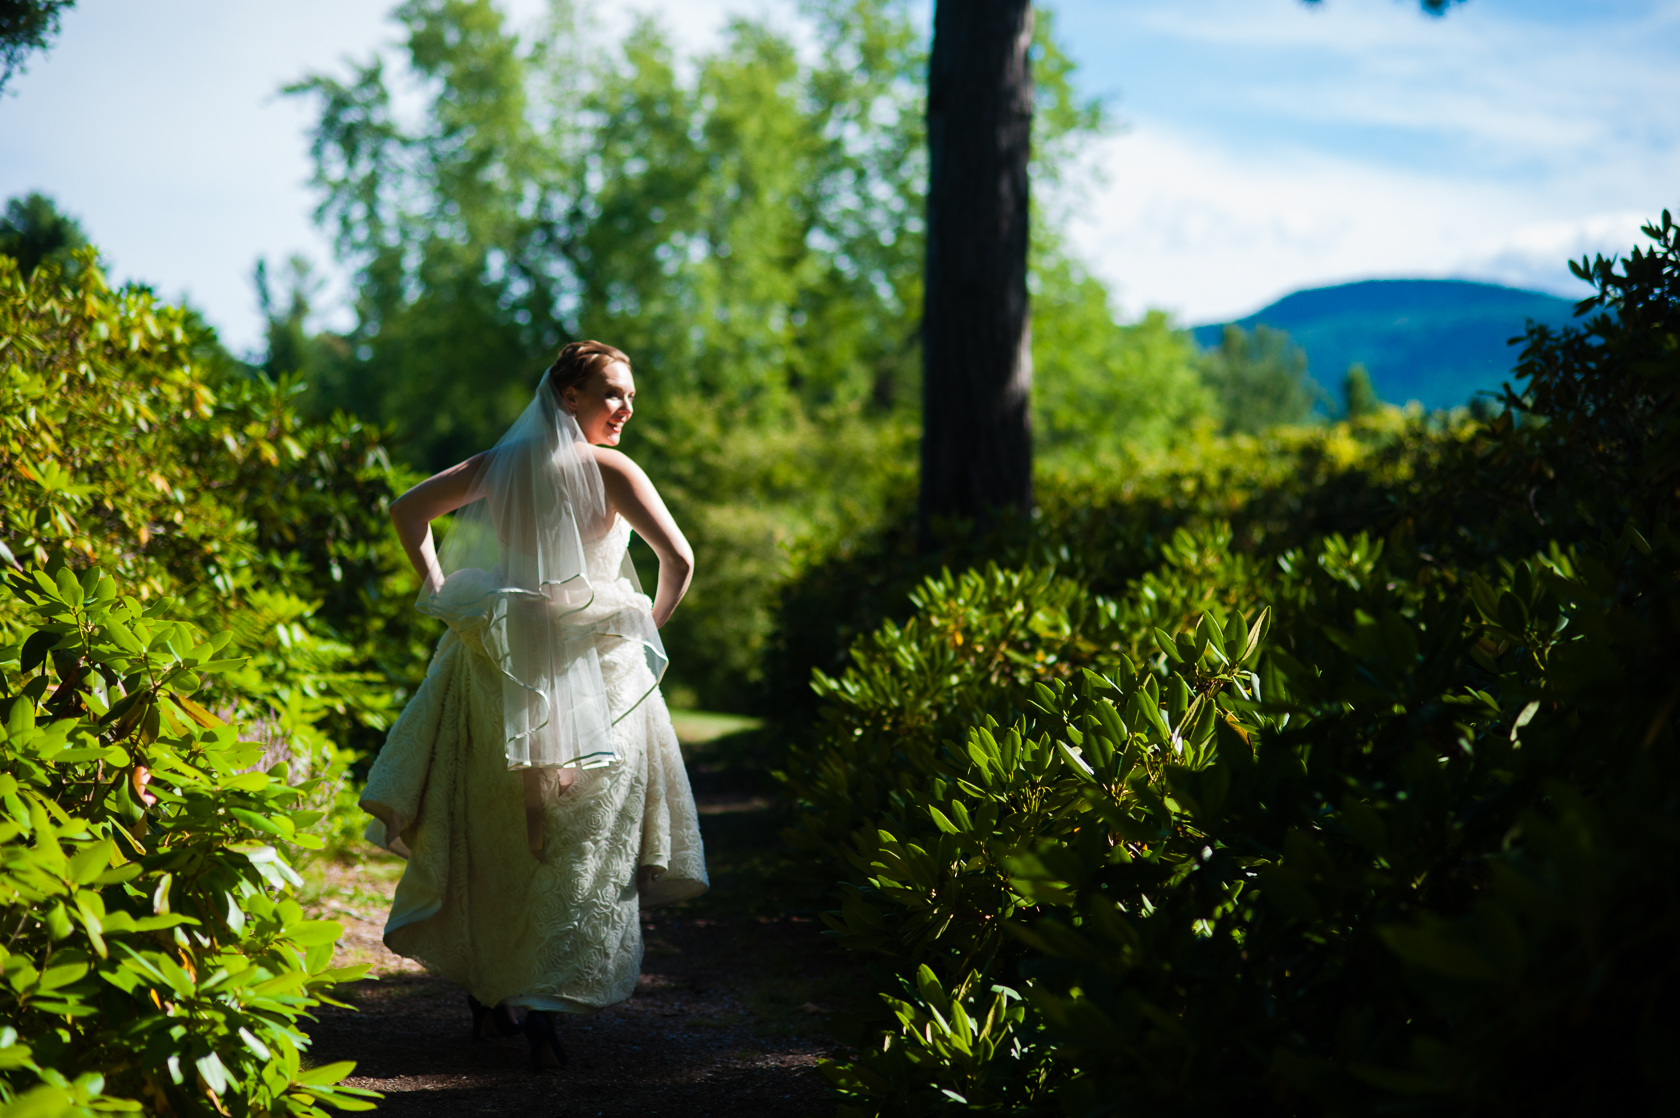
[390,452,487,593]
[592,448,693,628]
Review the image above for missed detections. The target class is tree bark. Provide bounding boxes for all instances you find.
[918,0,1034,547]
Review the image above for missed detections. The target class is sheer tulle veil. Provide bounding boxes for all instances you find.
[415,378,667,772]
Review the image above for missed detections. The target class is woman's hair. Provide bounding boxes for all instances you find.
[546,340,630,402]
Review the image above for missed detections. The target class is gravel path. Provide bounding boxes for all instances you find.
[305,726,855,1117]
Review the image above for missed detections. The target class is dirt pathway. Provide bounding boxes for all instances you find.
[304,721,857,1117]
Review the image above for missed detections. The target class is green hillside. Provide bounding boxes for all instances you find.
[1191,278,1581,411]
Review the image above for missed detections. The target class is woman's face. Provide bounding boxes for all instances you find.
[563,361,636,446]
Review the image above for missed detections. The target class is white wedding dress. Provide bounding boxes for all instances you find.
[359,515,708,1014]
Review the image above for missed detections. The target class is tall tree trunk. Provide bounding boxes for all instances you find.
[918,0,1034,547]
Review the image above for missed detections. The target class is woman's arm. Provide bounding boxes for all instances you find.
[389,453,487,596]
[593,448,693,629]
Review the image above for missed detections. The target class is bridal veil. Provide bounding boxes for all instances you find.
[416,383,668,773]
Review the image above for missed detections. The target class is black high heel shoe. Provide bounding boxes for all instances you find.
[521,1009,569,1071]
[467,995,521,1041]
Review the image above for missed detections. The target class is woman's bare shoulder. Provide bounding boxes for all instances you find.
[589,445,649,483]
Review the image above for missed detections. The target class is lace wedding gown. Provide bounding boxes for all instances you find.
[359,516,708,1014]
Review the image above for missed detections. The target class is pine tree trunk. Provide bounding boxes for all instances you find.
[918,0,1035,546]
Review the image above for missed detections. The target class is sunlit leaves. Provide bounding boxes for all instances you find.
[0,567,377,1114]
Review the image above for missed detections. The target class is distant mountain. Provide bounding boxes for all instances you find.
[1190,279,1582,412]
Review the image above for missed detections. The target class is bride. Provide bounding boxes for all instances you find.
[358,340,708,1071]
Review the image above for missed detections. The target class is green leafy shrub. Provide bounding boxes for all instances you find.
[782,565,1128,867]
[0,250,433,765]
[763,407,1461,731]
[786,214,1680,1114]
[0,251,412,1110]
[197,379,434,761]
[1004,522,1679,1115]
[798,524,1678,1114]
[0,565,376,1116]
[0,251,243,587]
[790,553,1270,1110]
[781,525,1275,865]
[630,396,917,711]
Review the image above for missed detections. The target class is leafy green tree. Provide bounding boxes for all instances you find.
[0,192,87,278]
[253,254,353,395]
[1342,361,1381,419]
[1019,15,1213,468]
[285,0,558,468]
[1199,323,1322,434]
[285,0,1104,463]
[254,256,314,382]
[287,0,940,469]
[1032,242,1214,467]
[0,0,72,91]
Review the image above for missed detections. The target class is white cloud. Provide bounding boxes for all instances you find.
[1456,210,1659,294]
[1067,123,1672,323]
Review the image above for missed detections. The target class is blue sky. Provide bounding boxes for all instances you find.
[1,0,1674,351]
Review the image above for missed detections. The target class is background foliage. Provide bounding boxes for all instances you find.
[0,0,74,91]
[270,0,1325,710]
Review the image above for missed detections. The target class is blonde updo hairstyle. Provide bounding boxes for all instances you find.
[546,340,631,411]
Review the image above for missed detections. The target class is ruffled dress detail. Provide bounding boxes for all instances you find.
[359,517,707,1014]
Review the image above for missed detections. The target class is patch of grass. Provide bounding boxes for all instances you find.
[298,850,408,922]
[669,709,763,747]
